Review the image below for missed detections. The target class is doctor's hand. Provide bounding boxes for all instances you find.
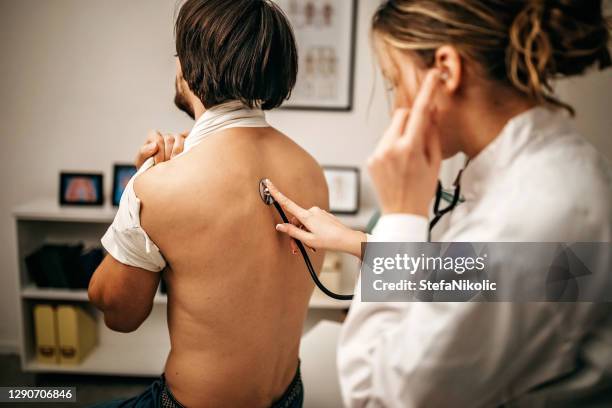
[264,180,367,258]
[135,130,188,169]
[368,69,442,217]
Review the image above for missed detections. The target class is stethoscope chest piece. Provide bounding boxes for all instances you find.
[259,179,274,206]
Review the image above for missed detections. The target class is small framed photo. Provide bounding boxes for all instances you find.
[323,166,360,214]
[59,172,104,206]
[112,164,137,206]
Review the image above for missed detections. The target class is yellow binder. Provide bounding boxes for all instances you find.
[33,304,59,364]
[57,305,98,365]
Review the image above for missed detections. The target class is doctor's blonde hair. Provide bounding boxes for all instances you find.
[372,0,611,115]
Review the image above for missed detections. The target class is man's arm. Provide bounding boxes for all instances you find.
[88,255,161,333]
[88,131,182,332]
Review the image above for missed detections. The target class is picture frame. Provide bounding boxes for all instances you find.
[112,164,137,206]
[323,166,360,214]
[275,0,357,111]
[59,172,104,206]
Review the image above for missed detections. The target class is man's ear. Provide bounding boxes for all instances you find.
[434,45,462,93]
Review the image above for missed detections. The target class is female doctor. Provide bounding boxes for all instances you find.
[262,0,612,407]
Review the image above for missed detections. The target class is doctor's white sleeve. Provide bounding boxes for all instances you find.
[338,213,428,407]
[338,214,590,407]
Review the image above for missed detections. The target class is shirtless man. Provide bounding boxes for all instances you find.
[88,1,328,407]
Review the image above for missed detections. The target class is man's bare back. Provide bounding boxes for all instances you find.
[134,126,328,407]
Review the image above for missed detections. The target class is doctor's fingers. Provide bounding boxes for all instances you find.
[400,69,441,149]
[263,180,311,221]
[375,108,411,155]
[275,223,317,249]
[289,217,300,254]
[289,217,316,254]
[425,126,443,166]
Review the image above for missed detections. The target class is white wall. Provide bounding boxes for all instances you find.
[556,69,612,156]
[0,0,609,351]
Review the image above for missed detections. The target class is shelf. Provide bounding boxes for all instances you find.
[22,298,345,377]
[13,198,376,230]
[21,286,168,304]
[24,341,168,376]
[13,198,116,223]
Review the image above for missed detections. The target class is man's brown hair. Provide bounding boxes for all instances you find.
[175,0,298,110]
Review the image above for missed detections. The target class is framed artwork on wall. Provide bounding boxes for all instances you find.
[323,166,360,214]
[112,164,137,206]
[59,172,104,206]
[275,0,357,111]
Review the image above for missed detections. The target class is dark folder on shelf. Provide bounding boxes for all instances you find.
[25,244,102,289]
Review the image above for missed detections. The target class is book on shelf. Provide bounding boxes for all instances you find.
[25,244,103,289]
[33,304,59,364]
[57,305,98,365]
[33,304,98,365]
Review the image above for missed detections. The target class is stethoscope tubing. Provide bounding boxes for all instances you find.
[272,200,354,301]
[262,176,463,302]
[429,180,462,231]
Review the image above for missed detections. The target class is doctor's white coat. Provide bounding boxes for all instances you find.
[337,107,612,407]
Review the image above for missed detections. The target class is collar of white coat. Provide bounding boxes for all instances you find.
[460,106,575,201]
[183,100,269,153]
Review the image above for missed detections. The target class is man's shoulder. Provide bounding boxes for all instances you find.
[133,160,178,204]
[134,151,216,203]
[142,127,245,182]
[133,127,330,221]
[131,155,222,252]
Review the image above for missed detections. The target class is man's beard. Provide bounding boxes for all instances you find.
[174,78,195,120]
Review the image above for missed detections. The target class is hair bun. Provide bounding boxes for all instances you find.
[544,0,611,74]
[507,0,610,112]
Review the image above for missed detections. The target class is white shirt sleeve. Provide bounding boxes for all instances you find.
[368,214,429,243]
[338,214,428,407]
[338,212,606,407]
[101,158,166,272]
[339,297,582,407]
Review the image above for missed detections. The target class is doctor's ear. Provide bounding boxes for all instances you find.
[433,45,462,93]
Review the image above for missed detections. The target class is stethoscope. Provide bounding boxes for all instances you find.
[430,178,462,231]
[259,177,463,301]
[259,179,353,300]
